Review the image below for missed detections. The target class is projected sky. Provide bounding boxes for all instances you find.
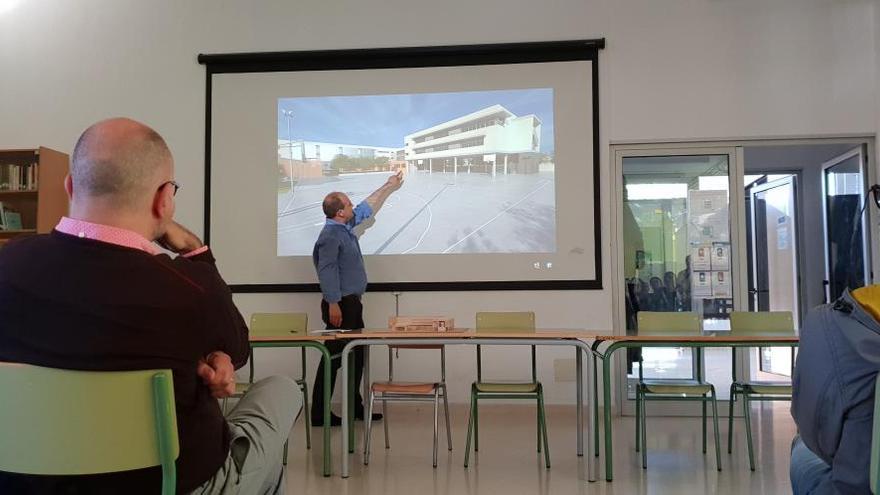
[277,88,555,153]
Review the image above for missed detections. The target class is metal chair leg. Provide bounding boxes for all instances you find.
[300,381,312,450]
[710,387,722,472]
[433,388,440,468]
[538,389,550,469]
[364,390,375,465]
[640,393,648,469]
[635,385,641,452]
[441,384,452,451]
[743,390,756,471]
[464,389,475,467]
[727,384,736,454]
[702,395,707,454]
[537,395,542,453]
[473,392,480,452]
[383,399,391,449]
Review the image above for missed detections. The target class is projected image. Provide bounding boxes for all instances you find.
[276,88,556,256]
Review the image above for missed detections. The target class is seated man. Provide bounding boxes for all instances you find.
[0,118,299,494]
[791,285,880,494]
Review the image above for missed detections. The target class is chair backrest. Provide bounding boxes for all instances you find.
[250,312,308,337]
[729,311,795,336]
[388,346,447,382]
[0,363,179,494]
[637,311,701,336]
[871,376,880,494]
[475,311,536,333]
[475,311,537,382]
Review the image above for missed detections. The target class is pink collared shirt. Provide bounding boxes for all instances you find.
[55,217,208,258]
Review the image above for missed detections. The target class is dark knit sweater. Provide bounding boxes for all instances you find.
[0,230,249,494]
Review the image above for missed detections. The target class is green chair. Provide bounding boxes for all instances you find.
[0,362,178,495]
[727,310,795,471]
[227,312,312,463]
[464,311,550,469]
[635,311,721,471]
[870,376,880,494]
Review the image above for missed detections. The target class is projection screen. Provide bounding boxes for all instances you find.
[199,40,604,292]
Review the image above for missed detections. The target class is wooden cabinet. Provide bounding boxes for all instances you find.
[0,147,68,246]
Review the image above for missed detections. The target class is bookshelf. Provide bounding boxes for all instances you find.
[0,147,68,246]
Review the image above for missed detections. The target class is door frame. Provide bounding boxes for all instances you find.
[820,145,871,304]
[610,137,876,417]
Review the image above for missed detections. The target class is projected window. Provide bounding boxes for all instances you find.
[276,89,556,256]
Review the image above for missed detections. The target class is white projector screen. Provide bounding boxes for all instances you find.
[200,41,603,292]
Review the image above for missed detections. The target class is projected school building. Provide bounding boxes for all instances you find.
[276,95,556,257]
[404,104,544,176]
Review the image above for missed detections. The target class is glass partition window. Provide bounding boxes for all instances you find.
[622,154,734,398]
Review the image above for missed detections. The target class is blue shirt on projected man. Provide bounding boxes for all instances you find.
[312,200,372,303]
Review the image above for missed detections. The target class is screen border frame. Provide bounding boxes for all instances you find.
[198,39,605,293]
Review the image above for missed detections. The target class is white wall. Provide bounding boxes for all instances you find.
[0,0,877,405]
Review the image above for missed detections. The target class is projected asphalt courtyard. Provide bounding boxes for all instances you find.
[277,170,556,256]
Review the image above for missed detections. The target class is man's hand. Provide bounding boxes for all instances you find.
[329,302,343,327]
[386,170,404,189]
[157,221,204,254]
[197,351,236,398]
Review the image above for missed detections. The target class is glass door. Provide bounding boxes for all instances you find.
[618,149,739,414]
[822,146,870,303]
[748,175,800,376]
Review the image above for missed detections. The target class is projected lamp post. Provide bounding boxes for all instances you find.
[281,109,295,192]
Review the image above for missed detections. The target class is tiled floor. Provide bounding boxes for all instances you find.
[283,401,795,494]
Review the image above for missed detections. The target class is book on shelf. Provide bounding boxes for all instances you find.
[0,162,38,191]
[4,211,22,230]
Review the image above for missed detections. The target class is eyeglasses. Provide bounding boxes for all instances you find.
[160,180,181,196]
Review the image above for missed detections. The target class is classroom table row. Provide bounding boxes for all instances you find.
[248,330,797,481]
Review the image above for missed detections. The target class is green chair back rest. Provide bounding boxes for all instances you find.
[637,311,701,336]
[250,312,309,337]
[872,376,880,494]
[475,311,537,382]
[729,311,795,336]
[0,363,178,491]
[475,311,536,333]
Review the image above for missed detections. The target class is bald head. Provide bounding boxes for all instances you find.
[71,118,172,210]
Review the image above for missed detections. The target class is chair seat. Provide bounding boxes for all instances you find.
[475,381,541,393]
[741,382,792,395]
[640,380,713,395]
[372,381,439,394]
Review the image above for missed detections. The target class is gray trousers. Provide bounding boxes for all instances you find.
[191,375,302,495]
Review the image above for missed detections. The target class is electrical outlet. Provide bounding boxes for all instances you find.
[554,358,576,382]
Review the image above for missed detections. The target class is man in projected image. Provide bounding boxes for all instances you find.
[0,118,299,494]
[311,170,403,426]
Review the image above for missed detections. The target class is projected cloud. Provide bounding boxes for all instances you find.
[276,88,556,256]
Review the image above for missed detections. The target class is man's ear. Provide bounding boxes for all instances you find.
[63,175,73,200]
[153,184,173,221]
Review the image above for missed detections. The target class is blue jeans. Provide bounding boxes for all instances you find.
[790,435,833,495]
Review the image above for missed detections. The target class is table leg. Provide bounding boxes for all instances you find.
[603,345,615,481]
[341,343,352,478]
[576,348,583,457]
[348,352,356,454]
